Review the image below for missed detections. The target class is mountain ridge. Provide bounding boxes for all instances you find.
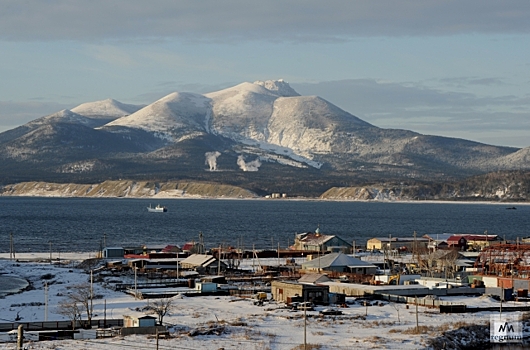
[0,79,527,198]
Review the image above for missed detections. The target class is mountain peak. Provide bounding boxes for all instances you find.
[72,99,143,118]
[253,79,300,97]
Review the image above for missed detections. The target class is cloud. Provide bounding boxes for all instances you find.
[293,79,530,147]
[1,1,529,43]
[84,45,137,67]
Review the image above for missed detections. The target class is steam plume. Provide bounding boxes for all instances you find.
[205,151,221,171]
[237,155,262,172]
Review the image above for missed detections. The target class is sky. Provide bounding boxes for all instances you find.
[1,1,529,148]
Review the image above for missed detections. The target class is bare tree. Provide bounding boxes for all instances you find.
[391,303,401,324]
[150,298,174,325]
[57,299,81,330]
[441,250,459,279]
[65,283,94,327]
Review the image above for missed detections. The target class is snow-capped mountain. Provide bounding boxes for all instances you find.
[71,98,143,119]
[0,79,527,196]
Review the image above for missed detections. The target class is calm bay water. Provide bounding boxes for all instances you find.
[0,197,528,253]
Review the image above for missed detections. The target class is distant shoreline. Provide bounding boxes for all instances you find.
[0,194,528,206]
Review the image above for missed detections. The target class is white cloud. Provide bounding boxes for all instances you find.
[293,79,530,148]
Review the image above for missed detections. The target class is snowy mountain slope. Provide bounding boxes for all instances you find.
[71,98,143,119]
[104,92,211,141]
[266,95,373,154]
[0,110,104,145]
[206,82,279,141]
[0,79,528,191]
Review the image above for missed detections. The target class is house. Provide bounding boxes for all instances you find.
[271,280,329,304]
[447,234,499,251]
[301,253,378,275]
[123,315,157,328]
[292,229,352,253]
[366,237,428,252]
[180,254,227,274]
[423,233,454,252]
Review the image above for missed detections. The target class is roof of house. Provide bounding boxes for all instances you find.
[298,273,332,284]
[162,244,181,252]
[447,234,498,242]
[302,253,377,269]
[423,233,454,242]
[181,242,198,251]
[296,232,336,245]
[180,254,216,266]
[368,237,429,243]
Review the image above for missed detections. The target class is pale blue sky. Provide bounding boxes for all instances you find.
[1,1,529,148]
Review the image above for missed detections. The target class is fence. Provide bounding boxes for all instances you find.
[377,293,463,308]
[0,319,123,332]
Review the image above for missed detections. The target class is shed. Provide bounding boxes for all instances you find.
[195,282,218,293]
[123,315,157,328]
[271,280,329,304]
[103,247,125,259]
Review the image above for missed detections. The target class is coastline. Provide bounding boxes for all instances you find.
[1,193,528,206]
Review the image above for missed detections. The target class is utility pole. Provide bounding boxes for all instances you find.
[90,270,94,325]
[134,267,138,299]
[415,296,419,332]
[10,233,15,260]
[44,282,48,321]
[218,244,221,276]
[17,325,23,350]
[277,242,280,268]
[304,294,307,350]
[49,241,52,263]
[177,253,180,280]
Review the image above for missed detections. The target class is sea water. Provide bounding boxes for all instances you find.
[0,197,528,253]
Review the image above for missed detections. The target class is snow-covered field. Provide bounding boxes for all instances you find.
[0,253,526,349]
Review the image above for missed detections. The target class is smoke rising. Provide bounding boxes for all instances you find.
[205,151,221,171]
[237,155,262,172]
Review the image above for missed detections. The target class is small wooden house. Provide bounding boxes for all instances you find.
[123,315,157,328]
[180,254,227,274]
[271,280,329,304]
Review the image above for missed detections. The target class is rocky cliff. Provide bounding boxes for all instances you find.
[0,180,258,199]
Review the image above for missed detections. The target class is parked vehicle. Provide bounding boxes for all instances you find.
[319,308,342,315]
[252,292,268,305]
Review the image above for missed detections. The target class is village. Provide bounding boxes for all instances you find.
[1,229,530,349]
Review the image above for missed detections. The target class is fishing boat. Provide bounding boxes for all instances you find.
[147,204,167,213]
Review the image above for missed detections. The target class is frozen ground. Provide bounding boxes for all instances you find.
[0,253,526,349]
